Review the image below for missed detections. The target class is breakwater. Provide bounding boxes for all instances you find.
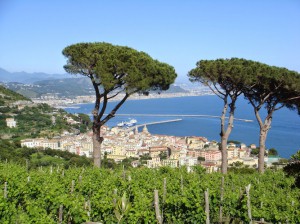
[126,118,182,131]
[115,113,253,122]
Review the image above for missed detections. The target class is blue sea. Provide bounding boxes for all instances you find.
[65,95,300,158]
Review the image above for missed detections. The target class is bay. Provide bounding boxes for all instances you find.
[65,95,300,158]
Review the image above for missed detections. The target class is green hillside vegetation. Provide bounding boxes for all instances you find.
[0,103,90,140]
[0,86,93,171]
[15,88,40,98]
[34,77,94,96]
[0,140,92,169]
[5,78,95,98]
[0,162,299,223]
[0,85,91,140]
[0,85,30,105]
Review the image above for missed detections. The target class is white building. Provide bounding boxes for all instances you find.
[179,156,197,167]
[6,118,17,128]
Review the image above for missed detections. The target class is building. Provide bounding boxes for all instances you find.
[162,159,179,168]
[179,156,197,167]
[149,146,169,158]
[146,157,161,168]
[227,143,238,159]
[6,118,17,128]
[186,136,207,150]
[205,150,221,162]
[201,162,219,173]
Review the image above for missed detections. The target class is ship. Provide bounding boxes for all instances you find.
[117,121,125,127]
[117,118,137,127]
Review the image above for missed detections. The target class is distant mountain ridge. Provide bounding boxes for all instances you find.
[3,77,188,99]
[0,67,70,84]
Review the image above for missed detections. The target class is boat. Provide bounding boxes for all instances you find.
[117,118,137,127]
[128,118,137,125]
[126,122,134,127]
[117,121,125,127]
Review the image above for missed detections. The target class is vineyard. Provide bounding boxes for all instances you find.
[0,162,299,223]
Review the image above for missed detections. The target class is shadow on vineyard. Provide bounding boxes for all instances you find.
[0,162,299,223]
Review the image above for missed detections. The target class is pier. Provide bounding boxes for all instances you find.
[114,113,253,122]
[125,118,182,131]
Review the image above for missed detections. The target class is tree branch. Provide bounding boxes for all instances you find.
[274,104,285,112]
[206,83,224,99]
[107,89,124,100]
[254,108,264,129]
[98,91,108,122]
[282,95,300,102]
[90,76,101,122]
[100,93,130,126]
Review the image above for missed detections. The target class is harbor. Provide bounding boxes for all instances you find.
[114,113,253,122]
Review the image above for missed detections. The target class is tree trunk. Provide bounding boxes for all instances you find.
[258,123,271,174]
[255,110,272,174]
[220,99,228,174]
[220,99,235,174]
[221,137,228,174]
[92,128,102,168]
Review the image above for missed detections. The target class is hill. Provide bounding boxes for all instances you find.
[0,86,92,170]
[0,84,31,105]
[4,77,188,99]
[0,85,91,140]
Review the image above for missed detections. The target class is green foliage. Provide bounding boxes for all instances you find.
[0,140,92,169]
[120,157,138,169]
[283,162,300,188]
[242,63,300,113]
[0,103,88,140]
[0,162,299,223]
[283,151,300,188]
[188,58,256,93]
[139,153,152,164]
[139,153,152,161]
[197,156,205,161]
[251,148,259,156]
[228,167,256,174]
[268,148,278,156]
[231,161,244,167]
[158,151,167,160]
[62,42,177,93]
[0,85,30,104]
[291,150,300,161]
[228,140,241,145]
[114,192,131,224]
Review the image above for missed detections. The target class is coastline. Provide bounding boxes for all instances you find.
[33,91,214,108]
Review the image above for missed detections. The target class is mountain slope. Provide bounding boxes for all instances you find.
[0,86,90,140]
[0,85,30,105]
[4,77,188,99]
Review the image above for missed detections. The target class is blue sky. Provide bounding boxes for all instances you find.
[0,0,299,83]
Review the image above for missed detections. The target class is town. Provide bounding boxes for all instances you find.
[17,117,273,172]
